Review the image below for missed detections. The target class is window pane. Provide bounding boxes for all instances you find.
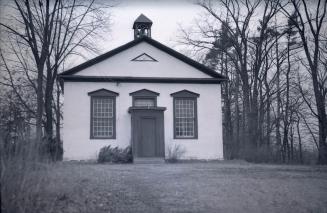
[134,98,155,107]
[175,99,195,137]
[92,97,114,138]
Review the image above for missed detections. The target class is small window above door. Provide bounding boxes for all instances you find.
[134,98,156,107]
[129,89,159,107]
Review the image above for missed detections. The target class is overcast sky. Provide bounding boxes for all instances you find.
[101,0,201,52]
[0,0,205,66]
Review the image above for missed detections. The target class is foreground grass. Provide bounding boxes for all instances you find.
[2,161,327,213]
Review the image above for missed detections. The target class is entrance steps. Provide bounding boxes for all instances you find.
[134,158,165,164]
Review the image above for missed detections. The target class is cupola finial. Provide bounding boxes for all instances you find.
[133,14,152,39]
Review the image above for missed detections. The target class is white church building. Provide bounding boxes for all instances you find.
[59,14,226,161]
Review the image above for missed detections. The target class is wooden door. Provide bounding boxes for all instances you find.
[139,117,156,157]
[129,108,165,159]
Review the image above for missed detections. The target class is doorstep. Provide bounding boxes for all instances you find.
[133,157,165,164]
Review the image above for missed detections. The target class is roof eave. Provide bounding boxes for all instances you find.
[59,75,227,84]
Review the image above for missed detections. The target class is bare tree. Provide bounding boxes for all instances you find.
[281,0,327,164]
[0,0,111,157]
[189,0,285,160]
[178,0,321,163]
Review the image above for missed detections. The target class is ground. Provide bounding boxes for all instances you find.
[6,161,327,213]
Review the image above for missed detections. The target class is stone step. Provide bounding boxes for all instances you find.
[134,157,165,164]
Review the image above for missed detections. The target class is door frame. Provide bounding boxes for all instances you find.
[129,107,166,159]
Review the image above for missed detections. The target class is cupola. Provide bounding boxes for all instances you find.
[133,14,152,39]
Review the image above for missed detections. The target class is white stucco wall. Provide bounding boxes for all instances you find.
[76,42,211,78]
[63,82,223,161]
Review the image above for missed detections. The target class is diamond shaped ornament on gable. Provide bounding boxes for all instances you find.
[131,53,158,62]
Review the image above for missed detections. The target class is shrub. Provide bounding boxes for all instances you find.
[166,144,185,163]
[97,145,132,163]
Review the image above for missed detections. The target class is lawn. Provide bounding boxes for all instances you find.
[2,161,327,213]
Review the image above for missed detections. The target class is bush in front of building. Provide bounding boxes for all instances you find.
[166,144,186,163]
[97,145,132,163]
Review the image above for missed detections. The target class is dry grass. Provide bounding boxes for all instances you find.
[2,160,327,213]
[0,138,52,213]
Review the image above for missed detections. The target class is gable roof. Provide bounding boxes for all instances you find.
[59,36,227,80]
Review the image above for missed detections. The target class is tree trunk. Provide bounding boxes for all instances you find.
[36,64,45,142]
[290,124,294,162]
[45,61,54,140]
[235,73,241,157]
[258,77,264,148]
[222,53,234,159]
[264,50,271,151]
[296,118,303,164]
[282,37,291,163]
[311,54,327,164]
[275,36,282,162]
[239,61,255,160]
[56,80,61,146]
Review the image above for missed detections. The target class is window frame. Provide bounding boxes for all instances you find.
[171,90,199,139]
[88,89,118,139]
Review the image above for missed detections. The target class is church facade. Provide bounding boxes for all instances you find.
[60,14,226,161]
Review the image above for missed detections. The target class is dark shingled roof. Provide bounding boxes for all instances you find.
[59,36,227,80]
[133,14,153,29]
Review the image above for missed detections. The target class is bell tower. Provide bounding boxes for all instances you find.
[133,14,152,39]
